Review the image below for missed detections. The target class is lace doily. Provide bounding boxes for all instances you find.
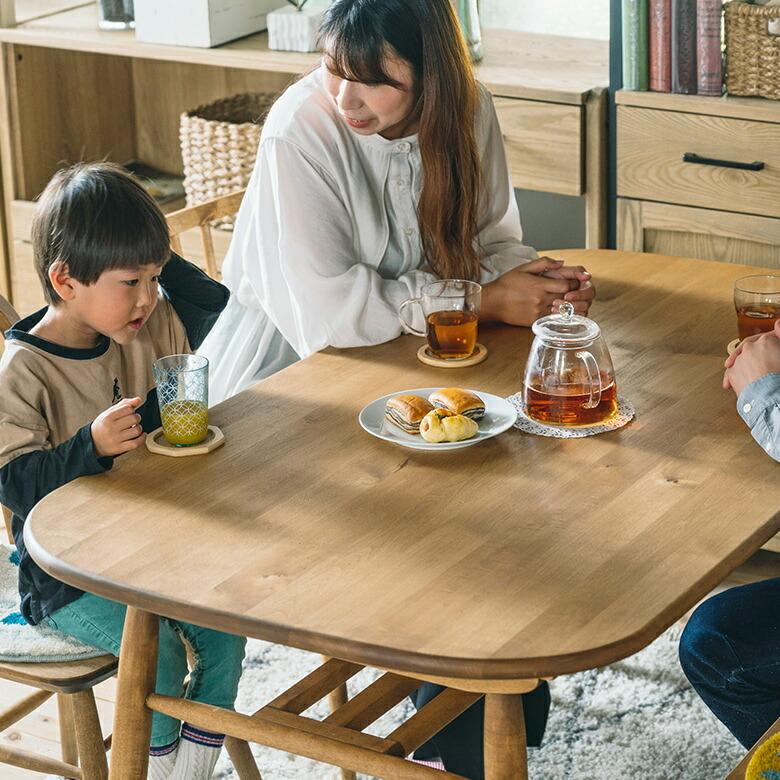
[506,393,635,438]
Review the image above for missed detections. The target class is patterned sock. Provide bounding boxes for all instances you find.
[407,757,446,771]
[148,738,179,780]
[168,724,224,780]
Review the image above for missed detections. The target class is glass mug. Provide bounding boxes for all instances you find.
[734,275,780,341]
[153,354,209,446]
[522,303,618,427]
[399,280,481,360]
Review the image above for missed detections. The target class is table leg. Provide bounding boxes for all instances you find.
[109,608,159,779]
[483,693,528,780]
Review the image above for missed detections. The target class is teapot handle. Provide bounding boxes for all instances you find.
[576,350,603,409]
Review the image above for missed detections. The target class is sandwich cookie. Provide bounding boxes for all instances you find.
[385,394,434,435]
[428,388,485,421]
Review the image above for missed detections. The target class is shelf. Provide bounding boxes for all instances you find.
[0,3,608,105]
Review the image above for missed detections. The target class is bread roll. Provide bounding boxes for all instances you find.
[428,387,485,420]
[420,409,479,443]
[385,394,434,434]
[441,413,479,441]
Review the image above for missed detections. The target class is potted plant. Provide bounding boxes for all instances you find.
[267,0,324,53]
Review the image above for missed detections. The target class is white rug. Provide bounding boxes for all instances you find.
[215,625,746,779]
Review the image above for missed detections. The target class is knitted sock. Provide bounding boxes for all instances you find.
[148,738,179,780]
[168,724,224,780]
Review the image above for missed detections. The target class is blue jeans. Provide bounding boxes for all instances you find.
[410,681,550,778]
[679,577,780,748]
[43,593,246,747]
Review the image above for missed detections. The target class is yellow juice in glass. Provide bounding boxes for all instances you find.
[160,399,209,446]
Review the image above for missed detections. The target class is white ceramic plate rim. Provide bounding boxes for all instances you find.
[358,387,518,451]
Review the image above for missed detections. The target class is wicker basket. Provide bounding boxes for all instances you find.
[179,92,279,229]
[725,1,780,100]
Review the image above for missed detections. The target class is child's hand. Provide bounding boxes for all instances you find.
[91,397,146,458]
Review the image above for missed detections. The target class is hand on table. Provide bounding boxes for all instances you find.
[723,320,780,397]
[91,397,146,458]
[481,257,596,327]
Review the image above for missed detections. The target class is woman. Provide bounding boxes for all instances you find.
[202,0,594,772]
[199,0,595,407]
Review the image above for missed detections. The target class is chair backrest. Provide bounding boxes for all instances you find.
[0,293,19,544]
[166,189,246,280]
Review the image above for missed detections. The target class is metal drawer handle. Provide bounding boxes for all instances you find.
[682,152,765,171]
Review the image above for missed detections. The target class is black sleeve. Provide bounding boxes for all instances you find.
[159,252,230,350]
[0,423,113,524]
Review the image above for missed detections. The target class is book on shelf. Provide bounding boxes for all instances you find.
[649,0,672,91]
[672,0,697,94]
[696,0,723,96]
[622,0,649,90]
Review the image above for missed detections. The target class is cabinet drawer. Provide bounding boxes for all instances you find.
[617,106,780,219]
[617,198,780,268]
[494,98,582,196]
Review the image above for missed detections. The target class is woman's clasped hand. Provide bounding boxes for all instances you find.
[481,257,596,326]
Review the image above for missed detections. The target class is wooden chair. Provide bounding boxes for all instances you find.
[727,715,780,779]
[166,189,246,280]
[0,292,118,778]
[0,292,261,779]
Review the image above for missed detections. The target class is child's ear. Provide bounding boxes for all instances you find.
[48,262,77,302]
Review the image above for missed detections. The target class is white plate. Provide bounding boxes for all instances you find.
[359,387,518,451]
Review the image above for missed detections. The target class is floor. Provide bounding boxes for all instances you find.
[3,550,780,778]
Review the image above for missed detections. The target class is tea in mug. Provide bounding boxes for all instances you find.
[737,305,780,340]
[525,377,618,427]
[160,399,209,446]
[425,310,478,360]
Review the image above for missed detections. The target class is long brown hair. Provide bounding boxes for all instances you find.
[321,0,483,281]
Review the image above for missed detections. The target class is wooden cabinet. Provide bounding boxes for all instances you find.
[0,6,608,315]
[616,91,780,269]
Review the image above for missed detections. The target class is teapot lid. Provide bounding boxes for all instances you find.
[531,302,601,344]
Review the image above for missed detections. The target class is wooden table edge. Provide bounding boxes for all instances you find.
[26,509,780,684]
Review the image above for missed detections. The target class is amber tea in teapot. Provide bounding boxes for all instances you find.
[525,376,617,426]
[523,303,618,427]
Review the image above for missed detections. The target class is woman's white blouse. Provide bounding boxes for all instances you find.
[199,65,538,404]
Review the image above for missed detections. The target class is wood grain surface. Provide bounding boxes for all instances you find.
[24,250,780,682]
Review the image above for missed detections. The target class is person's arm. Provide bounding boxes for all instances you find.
[474,89,595,324]
[158,252,230,350]
[724,322,780,462]
[474,88,539,283]
[0,424,113,524]
[234,137,438,355]
[737,373,780,463]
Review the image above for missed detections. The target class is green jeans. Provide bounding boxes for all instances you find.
[42,592,246,746]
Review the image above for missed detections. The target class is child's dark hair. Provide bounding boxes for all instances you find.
[31,162,171,304]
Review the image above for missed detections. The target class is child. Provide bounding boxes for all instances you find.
[0,162,245,780]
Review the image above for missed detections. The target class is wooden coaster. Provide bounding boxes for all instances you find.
[727,338,740,355]
[416,342,488,368]
[145,425,225,457]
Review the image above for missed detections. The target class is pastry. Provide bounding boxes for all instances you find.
[420,408,479,443]
[428,387,485,421]
[385,394,434,434]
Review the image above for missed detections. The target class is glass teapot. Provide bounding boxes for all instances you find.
[522,303,618,427]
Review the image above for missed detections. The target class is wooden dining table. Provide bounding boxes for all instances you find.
[24,249,780,779]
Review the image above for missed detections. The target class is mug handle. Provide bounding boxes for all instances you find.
[576,350,603,409]
[399,297,427,337]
